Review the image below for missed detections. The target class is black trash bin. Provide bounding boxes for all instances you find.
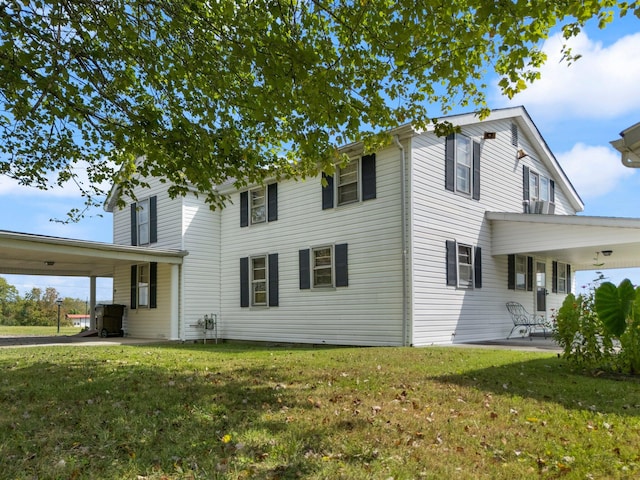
[95,304,125,337]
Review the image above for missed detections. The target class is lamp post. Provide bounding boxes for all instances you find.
[55,298,63,334]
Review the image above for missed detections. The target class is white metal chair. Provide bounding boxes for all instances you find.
[505,302,547,340]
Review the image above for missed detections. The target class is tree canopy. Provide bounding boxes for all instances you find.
[1,0,637,218]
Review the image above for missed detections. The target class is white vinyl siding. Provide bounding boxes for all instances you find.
[218,145,404,346]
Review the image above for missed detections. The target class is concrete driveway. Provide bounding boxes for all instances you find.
[0,335,167,348]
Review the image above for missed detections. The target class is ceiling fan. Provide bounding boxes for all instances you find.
[592,252,605,267]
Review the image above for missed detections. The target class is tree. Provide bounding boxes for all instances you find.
[1,1,637,219]
[0,276,19,323]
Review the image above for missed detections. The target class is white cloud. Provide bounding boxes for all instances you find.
[497,31,640,119]
[557,143,634,199]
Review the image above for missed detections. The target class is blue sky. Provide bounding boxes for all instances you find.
[1,13,639,300]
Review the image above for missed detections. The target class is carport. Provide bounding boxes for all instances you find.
[0,230,187,329]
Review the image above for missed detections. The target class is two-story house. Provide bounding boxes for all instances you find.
[95,105,640,346]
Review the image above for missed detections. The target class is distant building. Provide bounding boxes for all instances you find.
[66,314,90,328]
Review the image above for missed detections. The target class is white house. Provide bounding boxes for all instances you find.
[3,106,640,345]
[96,106,640,346]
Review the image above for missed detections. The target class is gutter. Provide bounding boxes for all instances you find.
[394,135,409,346]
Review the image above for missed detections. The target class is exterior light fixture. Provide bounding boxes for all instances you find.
[602,250,613,257]
[517,149,529,160]
[483,131,496,139]
[44,261,55,266]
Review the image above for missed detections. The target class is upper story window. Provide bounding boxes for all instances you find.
[130,196,157,246]
[322,154,376,210]
[137,199,150,245]
[523,166,555,214]
[240,183,278,227]
[250,188,266,224]
[445,133,480,200]
[337,161,359,205]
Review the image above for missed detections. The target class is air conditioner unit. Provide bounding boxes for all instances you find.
[529,200,552,214]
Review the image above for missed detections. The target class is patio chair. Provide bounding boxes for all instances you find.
[505,302,548,340]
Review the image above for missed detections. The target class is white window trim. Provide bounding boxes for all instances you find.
[249,186,267,225]
[137,263,150,308]
[454,134,473,197]
[312,244,334,288]
[515,255,527,291]
[137,198,150,246]
[557,262,568,294]
[336,158,360,206]
[250,255,268,306]
[528,170,553,203]
[456,242,475,289]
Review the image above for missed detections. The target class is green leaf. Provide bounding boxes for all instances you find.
[594,279,636,337]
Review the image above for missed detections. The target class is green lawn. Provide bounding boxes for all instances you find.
[0,325,83,337]
[0,343,638,479]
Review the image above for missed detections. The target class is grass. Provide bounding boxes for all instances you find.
[0,325,84,337]
[0,343,639,479]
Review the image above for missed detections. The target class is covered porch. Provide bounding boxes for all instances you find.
[487,212,640,272]
[0,230,186,330]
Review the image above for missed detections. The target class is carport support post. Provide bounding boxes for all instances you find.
[89,276,97,331]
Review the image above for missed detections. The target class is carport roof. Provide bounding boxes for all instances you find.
[487,212,640,270]
[0,230,187,277]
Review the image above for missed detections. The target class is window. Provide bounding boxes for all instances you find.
[299,244,348,289]
[446,240,482,289]
[130,263,157,309]
[515,255,527,290]
[337,161,359,205]
[313,246,333,287]
[321,155,376,210]
[553,261,571,294]
[240,183,278,227]
[522,167,555,214]
[240,254,279,307]
[130,196,157,246]
[250,188,266,224]
[251,256,267,306]
[457,244,474,288]
[456,135,472,195]
[137,263,149,307]
[445,134,480,200]
[529,172,540,201]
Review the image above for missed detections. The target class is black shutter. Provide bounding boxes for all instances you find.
[362,154,376,201]
[445,134,455,192]
[322,173,334,210]
[446,240,457,286]
[149,196,157,244]
[527,256,533,292]
[130,203,137,246]
[474,247,482,288]
[335,243,348,287]
[240,191,249,227]
[149,262,157,308]
[567,265,572,294]
[507,254,515,290]
[267,183,278,222]
[299,249,310,289]
[523,166,530,212]
[550,180,555,203]
[552,261,558,293]
[240,257,249,307]
[268,253,279,306]
[130,265,137,309]
[472,141,481,200]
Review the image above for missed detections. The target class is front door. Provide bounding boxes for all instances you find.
[536,261,546,313]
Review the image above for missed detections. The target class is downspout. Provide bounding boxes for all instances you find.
[394,135,409,346]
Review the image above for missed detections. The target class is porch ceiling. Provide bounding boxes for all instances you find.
[0,230,187,277]
[486,212,640,271]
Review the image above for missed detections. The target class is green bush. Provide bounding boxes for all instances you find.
[553,290,614,370]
